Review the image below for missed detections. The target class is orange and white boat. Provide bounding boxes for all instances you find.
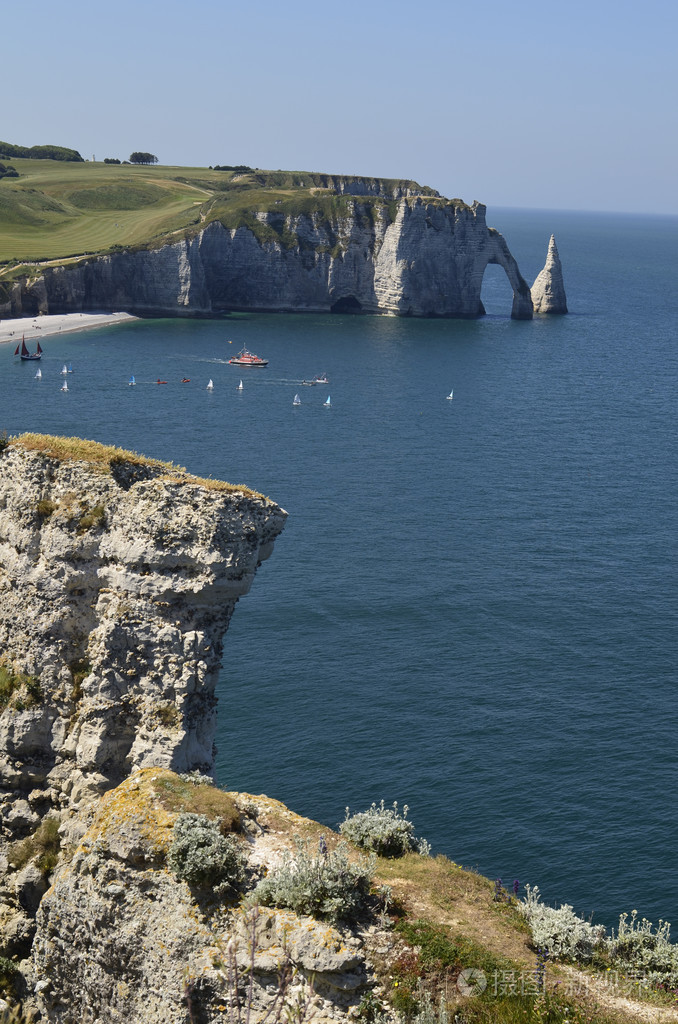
[228,347,268,366]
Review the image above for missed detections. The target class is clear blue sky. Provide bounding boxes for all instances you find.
[5,0,677,214]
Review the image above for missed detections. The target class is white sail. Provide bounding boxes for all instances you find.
[207,379,214,390]
[61,364,68,375]
[446,390,454,400]
[35,369,42,379]
[324,395,331,407]
[237,380,243,390]
[61,381,68,392]
[293,393,301,406]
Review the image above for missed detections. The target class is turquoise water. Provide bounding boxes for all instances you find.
[2,208,677,930]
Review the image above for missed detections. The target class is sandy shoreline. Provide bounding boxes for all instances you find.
[0,312,138,346]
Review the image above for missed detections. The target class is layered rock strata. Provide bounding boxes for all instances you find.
[0,436,286,832]
[6,196,534,320]
[531,234,568,313]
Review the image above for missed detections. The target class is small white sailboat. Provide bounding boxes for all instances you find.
[237,380,243,391]
[61,364,68,375]
[446,389,454,400]
[323,395,331,407]
[128,375,136,386]
[207,379,214,390]
[35,368,42,379]
[293,393,301,406]
[60,381,68,392]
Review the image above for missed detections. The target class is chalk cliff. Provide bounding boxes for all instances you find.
[0,434,286,989]
[0,434,285,830]
[531,234,567,313]
[7,194,534,320]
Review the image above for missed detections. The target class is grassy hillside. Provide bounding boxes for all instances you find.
[0,159,212,264]
[0,159,455,277]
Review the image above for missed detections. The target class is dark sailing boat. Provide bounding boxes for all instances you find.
[14,336,42,361]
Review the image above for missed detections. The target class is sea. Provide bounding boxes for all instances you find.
[2,207,677,933]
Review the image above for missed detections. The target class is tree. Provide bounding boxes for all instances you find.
[129,152,158,165]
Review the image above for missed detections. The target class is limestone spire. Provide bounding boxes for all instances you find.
[531,234,567,313]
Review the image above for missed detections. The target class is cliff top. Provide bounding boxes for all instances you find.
[5,432,267,498]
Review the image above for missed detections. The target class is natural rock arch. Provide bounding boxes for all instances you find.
[484,230,534,319]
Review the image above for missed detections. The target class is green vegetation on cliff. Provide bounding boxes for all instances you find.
[7,433,265,498]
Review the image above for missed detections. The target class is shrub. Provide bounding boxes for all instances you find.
[518,884,606,963]
[77,503,105,532]
[340,800,431,858]
[0,663,42,711]
[0,431,8,452]
[251,837,375,923]
[35,498,56,521]
[608,910,678,988]
[69,658,91,701]
[0,954,18,988]
[168,813,247,893]
[8,817,61,876]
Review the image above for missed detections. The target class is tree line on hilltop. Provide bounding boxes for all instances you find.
[0,141,84,161]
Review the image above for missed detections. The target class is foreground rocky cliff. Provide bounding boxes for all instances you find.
[0,435,285,966]
[27,769,384,1024]
[5,184,534,320]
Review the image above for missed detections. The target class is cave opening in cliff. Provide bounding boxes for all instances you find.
[480,264,515,317]
[330,295,362,314]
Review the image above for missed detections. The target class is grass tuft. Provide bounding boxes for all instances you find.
[152,774,241,834]
[8,817,61,876]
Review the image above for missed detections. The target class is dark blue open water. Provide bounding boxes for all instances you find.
[2,208,677,931]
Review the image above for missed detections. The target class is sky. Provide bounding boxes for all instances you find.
[4,0,677,215]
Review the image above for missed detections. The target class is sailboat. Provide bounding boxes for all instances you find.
[35,368,42,379]
[67,363,73,373]
[446,390,454,400]
[61,364,68,375]
[323,395,331,407]
[128,375,136,386]
[293,393,301,406]
[60,380,68,392]
[14,337,42,361]
[237,380,243,391]
[206,379,214,390]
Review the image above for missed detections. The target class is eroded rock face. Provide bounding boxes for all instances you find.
[0,438,286,829]
[531,234,568,313]
[9,196,533,320]
[29,769,375,1024]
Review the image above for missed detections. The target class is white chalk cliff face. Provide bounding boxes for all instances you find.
[531,234,568,313]
[8,196,534,320]
[0,438,286,827]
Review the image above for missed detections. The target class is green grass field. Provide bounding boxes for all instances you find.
[0,160,225,265]
[0,159,454,277]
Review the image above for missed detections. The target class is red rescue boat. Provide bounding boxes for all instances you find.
[228,347,268,367]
